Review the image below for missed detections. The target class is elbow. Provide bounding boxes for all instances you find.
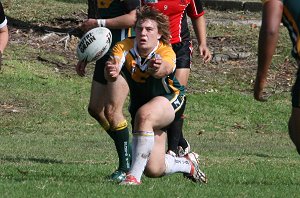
[266,29,278,38]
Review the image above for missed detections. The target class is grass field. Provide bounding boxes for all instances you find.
[1,0,299,197]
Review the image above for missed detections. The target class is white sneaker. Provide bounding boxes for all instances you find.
[184,152,207,183]
[119,175,141,185]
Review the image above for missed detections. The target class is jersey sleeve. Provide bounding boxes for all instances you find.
[186,0,205,19]
[111,38,134,69]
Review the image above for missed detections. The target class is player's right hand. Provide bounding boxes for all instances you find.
[76,60,87,77]
[80,19,98,33]
[254,78,268,102]
[105,57,120,81]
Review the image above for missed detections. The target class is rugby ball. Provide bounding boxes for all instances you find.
[76,27,112,62]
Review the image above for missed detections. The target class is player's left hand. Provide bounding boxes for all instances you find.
[198,44,212,63]
[254,78,268,102]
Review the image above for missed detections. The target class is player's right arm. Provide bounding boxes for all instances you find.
[80,0,139,32]
[254,0,283,101]
[80,9,137,32]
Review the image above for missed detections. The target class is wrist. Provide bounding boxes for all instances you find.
[97,19,106,27]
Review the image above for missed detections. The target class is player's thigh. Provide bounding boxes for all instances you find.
[145,131,167,177]
[175,68,190,87]
[135,96,175,130]
[105,75,129,109]
[89,80,107,112]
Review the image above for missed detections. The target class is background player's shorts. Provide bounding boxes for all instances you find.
[93,54,110,84]
[292,60,300,108]
[172,40,193,69]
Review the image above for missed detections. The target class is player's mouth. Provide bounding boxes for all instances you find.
[139,38,147,44]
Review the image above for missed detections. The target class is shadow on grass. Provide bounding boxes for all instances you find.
[0,155,104,165]
[7,15,83,37]
[1,155,64,164]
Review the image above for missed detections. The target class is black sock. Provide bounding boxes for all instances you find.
[167,97,187,152]
[113,127,131,172]
[106,129,116,141]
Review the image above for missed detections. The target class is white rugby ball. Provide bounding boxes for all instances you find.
[76,27,112,62]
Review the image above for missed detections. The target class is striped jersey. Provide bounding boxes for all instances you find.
[111,38,185,105]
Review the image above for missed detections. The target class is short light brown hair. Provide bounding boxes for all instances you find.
[135,6,170,45]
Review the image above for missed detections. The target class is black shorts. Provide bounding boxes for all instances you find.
[172,40,193,69]
[93,54,110,84]
[130,95,186,131]
[291,60,300,108]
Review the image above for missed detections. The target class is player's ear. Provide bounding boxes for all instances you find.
[157,33,162,40]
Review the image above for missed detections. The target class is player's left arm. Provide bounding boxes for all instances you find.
[104,9,137,29]
[254,0,283,101]
[105,0,140,28]
[188,0,212,63]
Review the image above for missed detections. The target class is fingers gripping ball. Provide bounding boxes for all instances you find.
[76,27,112,63]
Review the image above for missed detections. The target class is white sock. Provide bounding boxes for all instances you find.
[164,153,192,175]
[129,131,154,182]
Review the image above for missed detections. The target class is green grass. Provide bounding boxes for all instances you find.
[1,0,299,197]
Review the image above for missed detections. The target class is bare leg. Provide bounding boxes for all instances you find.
[104,76,131,175]
[88,80,109,130]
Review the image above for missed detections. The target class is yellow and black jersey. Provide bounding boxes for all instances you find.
[111,38,185,112]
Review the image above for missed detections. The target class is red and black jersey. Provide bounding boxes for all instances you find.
[142,0,204,44]
[0,2,7,28]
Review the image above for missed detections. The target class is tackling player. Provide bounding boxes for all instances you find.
[75,0,140,182]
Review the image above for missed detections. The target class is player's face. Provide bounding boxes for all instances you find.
[135,19,162,56]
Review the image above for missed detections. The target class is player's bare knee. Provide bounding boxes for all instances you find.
[88,106,107,125]
[135,111,152,126]
[104,105,123,124]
